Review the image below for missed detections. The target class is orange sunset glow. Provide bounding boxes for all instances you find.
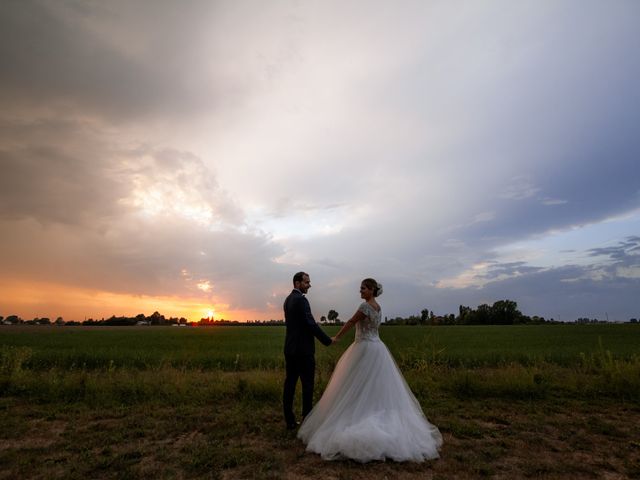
[0,279,278,323]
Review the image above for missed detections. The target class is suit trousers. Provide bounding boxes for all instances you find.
[283,353,315,426]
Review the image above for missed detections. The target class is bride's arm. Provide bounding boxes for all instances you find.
[332,310,366,342]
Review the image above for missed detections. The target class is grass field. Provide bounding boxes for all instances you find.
[1,324,639,479]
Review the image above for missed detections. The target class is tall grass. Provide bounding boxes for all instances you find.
[1,324,639,405]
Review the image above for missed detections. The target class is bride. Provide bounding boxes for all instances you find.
[297,278,442,462]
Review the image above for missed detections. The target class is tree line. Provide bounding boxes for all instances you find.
[383,300,637,325]
[384,300,553,326]
[2,299,638,326]
[317,300,556,326]
[0,311,189,326]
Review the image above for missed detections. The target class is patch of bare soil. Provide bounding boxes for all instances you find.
[229,400,640,480]
[0,417,66,451]
[1,399,639,479]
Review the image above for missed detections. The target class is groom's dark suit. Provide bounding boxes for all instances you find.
[283,289,332,428]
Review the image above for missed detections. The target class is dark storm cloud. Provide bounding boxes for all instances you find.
[588,236,640,262]
[0,119,128,224]
[0,1,243,120]
[0,2,153,118]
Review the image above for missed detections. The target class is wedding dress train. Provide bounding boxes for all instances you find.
[298,302,442,462]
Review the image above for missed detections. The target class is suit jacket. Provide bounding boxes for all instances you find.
[284,289,332,356]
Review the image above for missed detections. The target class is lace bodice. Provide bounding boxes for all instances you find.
[355,302,381,342]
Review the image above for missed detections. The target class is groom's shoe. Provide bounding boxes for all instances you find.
[286,421,300,430]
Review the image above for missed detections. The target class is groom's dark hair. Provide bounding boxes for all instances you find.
[293,271,308,284]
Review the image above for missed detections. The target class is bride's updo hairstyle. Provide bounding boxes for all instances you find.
[362,278,383,297]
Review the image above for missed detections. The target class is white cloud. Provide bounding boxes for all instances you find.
[541,198,568,206]
[498,176,540,201]
[196,281,212,293]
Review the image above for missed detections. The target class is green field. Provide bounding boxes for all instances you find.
[2,323,639,369]
[1,324,639,479]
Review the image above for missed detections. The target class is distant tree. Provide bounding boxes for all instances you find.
[476,304,492,324]
[383,316,403,326]
[327,310,339,323]
[104,315,136,326]
[55,316,65,325]
[320,315,327,324]
[491,300,521,325]
[420,309,429,325]
[149,311,166,325]
[5,315,21,324]
[528,315,547,325]
[458,305,472,323]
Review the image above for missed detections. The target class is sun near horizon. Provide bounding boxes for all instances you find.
[0,279,281,323]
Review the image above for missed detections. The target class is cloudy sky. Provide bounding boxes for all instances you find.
[1,0,639,322]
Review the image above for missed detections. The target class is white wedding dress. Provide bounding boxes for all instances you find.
[298,302,442,462]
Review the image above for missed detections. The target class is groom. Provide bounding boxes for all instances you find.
[283,271,333,430]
